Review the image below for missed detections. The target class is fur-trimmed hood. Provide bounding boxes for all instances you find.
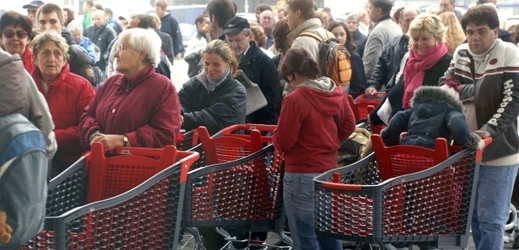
[410,86,462,115]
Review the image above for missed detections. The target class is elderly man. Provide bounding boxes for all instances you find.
[345,12,367,52]
[259,10,275,49]
[439,0,463,21]
[362,0,402,79]
[83,10,116,77]
[22,0,44,30]
[439,5,519,249]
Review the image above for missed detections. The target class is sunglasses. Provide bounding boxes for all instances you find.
[3,30,28,39]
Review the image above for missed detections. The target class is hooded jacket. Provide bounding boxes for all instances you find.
[179,71,247,135]
[274,77,356,173]
[160,12,183,56]
[381,86,479,150]
[0,50,56,158]
[288,18,329,63]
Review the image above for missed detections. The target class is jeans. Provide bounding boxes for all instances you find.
[283,173,342,250]
[471,164,518,250]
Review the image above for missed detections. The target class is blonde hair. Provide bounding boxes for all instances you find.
[149,13,161,26]
[439,12,466,54]
[31,31,70,61]
[408,13,447,45]
[203,40,238,77]
[314,11,328,28]
[249,22,267,48]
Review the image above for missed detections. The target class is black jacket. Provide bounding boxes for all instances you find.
[368,35,409,92]
[83,23,117,70]
[369,53,453,126]
[348,47,367,99]
[158,31,174,62]
[60,28,96,85]
[352,29,366,56]
[179,72,247,135]
[239,41,281,125]
[160,12,183,56]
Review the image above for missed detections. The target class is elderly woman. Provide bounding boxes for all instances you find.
[67,21,97,64]
[79,28,181,152]
[30,31,95,177]
[327,21,367,98]
[369,13,452,126]
[179,39,246,135]
[0,11,35,72]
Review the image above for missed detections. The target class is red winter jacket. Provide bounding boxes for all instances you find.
[273,77,356,173]
[21,46,34,73]
[31,63,96,164]
[79,66,181,149]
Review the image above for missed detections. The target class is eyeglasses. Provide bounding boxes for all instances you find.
[3,30,28,39]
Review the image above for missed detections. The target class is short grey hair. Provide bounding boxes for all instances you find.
[346,13,359,23]
[241,28,251,36]
[67,20,83,33]
[119,28,161,67]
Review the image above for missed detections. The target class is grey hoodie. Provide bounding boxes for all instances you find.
[0,50,57,159]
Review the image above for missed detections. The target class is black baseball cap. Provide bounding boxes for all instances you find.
[223,16,250,35]
[23,0,44,9]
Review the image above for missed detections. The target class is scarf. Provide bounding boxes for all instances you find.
[402,42,448,109]
[206,68,230,91]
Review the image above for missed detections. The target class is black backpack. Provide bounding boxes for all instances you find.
[0,113,48,248]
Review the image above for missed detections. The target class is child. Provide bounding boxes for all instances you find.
[381,85,481,149]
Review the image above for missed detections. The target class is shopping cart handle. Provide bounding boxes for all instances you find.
[475,137,492,162]
[321,182,363,191]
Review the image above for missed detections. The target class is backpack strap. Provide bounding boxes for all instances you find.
[300,31,323,42]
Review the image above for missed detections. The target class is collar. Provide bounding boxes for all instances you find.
[114,65,156,93]
[468,39,498,61]
[32,63,71,93]
[375,15,391,24]
[288,18,322,40]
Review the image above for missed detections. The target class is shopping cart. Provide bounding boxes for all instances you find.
[349,92,386,121]
[182,124,292,249]
[23,143,199,250]
[314,136,491,249]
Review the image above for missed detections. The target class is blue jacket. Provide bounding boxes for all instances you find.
[382,86,474,149]
[347,47,367,99]
[160,12,183,56]
[77,36,97,64]
[239,41,281,125]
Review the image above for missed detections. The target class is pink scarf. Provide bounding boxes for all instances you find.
[402,43,448,109]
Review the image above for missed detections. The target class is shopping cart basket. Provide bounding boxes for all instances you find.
[183,141,291,248]
[349,93,386,121]
[314,137,491,249]
[23,143,199,250]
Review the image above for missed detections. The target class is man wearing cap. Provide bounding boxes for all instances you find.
[225,16,281,126]
[23,0,44,30]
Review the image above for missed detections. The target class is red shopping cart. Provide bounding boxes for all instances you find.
[349,93,386,121]
[182,124,291,248]
[23,143,199,250]
[314,136,491,249]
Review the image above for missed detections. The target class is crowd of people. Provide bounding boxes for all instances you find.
[1,0,519,249]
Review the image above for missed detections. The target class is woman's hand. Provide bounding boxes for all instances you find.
[364,87,377,96]
[91,134,125,152]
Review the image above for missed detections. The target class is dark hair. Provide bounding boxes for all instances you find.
[63,8,75,26]
[195,14,208,25]
[326,21,356,51]
[132,14,157,30]
[104,8,113,15]
[393,6,404,22]
[37,3,64,24]
[368,0,393,16]
[461,5,500,31]
[273,19,291,53]
[286,0,315,20]
[277,9,286,15]
[279,47,320,82]
[94,4,103,11]
[255,4,272,13]
[85,1,94,7]
[0,11,34,40]
[206,0,236,29]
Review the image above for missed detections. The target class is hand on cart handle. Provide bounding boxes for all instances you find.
[91,133,128,152]
[473,130,490,139]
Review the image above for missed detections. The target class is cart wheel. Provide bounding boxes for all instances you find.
[513,235,519,249]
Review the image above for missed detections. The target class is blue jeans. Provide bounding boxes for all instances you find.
[471,164,518,250]
[283,173,342,250]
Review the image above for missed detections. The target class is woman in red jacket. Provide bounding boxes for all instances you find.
[79,28,181,155]
[273,47,356,250]
[30,31,95,177]
[0,11,35,72]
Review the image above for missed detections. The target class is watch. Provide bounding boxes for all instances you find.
[122,134,129,147]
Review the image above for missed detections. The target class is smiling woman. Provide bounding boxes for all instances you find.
[0,11,35,72]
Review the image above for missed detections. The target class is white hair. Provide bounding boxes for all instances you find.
[67,20,83,33]
[119,28,162,67]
